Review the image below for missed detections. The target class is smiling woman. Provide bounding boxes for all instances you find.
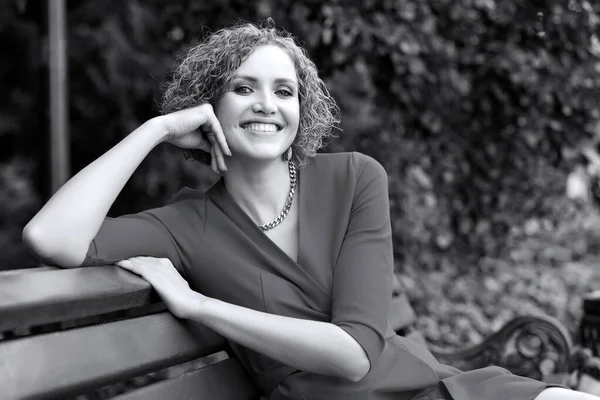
[21,19,599,400]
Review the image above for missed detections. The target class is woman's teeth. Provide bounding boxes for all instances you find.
[243,123,279,132]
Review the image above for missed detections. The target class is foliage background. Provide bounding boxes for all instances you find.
[2,0,600,350]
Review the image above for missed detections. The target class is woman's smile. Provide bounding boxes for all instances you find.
[241,123,280,133]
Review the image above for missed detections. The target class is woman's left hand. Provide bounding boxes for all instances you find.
[115,257,203,319]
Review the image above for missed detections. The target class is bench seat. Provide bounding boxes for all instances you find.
[0,265,577,399]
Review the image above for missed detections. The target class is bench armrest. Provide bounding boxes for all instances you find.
[427,314,573,383]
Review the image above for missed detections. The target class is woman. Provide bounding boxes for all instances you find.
[22,21,597,400]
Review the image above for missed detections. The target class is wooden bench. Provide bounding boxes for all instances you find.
[0,265,579,399]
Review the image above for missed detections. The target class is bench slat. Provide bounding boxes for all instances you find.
[389,293,417,332]
[0,265,57,276]
[113,358,258,400]
[0,265,157,331]
[0,312,226,399]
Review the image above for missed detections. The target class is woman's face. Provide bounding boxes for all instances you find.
[214,45,300,162]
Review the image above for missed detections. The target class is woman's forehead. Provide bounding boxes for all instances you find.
[234,45,298,83]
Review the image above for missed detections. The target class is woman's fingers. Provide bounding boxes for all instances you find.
[203,109,229,174]
[205,110,231,156]
[217,149,227,172]
[115,257,166,280]
[207,134,227,172]
[115,259,143,276]
[211,146,218,174]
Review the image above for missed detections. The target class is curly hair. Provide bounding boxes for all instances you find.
[160,19,340,167]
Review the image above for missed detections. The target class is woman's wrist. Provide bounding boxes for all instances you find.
[142,116,170,145]
[181,290,212,321]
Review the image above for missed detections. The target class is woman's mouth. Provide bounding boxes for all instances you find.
[241,123,281,132]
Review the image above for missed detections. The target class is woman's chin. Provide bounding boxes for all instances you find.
[230,142,293,162]
[231,148,288,162]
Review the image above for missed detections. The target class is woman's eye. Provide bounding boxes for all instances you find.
[234,86,252,94]
[277,89,293,97]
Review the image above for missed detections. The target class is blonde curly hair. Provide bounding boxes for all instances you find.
[160,20,340,167]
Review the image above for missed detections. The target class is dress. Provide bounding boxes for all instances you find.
[83,152,562,400]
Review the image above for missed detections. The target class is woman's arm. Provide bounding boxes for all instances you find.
[23,119,166,267]
[115,256,370,383]
[190,295,370,382]
[329,153,394,377]
[23,105,227,268]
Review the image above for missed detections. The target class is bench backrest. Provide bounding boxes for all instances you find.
[0,266,416,399]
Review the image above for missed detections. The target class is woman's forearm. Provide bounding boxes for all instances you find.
[23,118,167,267]
[186,294,370,382]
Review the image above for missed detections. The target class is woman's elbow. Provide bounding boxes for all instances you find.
[22,225,85,268]
[334,344,370,382]
[332,326,372,382]
[22,224,47,260]
[346,354,370,383]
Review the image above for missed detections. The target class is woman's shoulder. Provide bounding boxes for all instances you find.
[168,186,207,204]
[311,151,387,178]
[147,186,207,224]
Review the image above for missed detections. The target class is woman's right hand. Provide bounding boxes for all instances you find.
[156,104,231,173]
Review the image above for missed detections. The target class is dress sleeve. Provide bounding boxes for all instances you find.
[81,188,206,279]
[331,153,394,372]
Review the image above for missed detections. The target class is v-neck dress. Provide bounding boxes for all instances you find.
[83,152,559,400]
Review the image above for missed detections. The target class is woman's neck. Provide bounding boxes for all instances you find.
[223,158,292,226]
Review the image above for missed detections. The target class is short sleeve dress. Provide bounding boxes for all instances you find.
[82,152,562,400]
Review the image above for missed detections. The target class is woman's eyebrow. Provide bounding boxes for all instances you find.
[233,75,298,87]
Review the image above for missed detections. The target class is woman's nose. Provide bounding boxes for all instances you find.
[252,93,277,114]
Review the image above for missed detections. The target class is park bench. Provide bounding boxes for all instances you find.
[0,264,587,399]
